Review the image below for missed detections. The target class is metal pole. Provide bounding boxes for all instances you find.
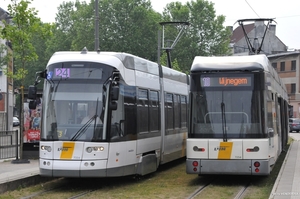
[157,29,161,65]
[15,129,19,160]
[94,0,100,51]
[6,78,8,130]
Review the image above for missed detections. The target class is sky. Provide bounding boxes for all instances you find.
[2,0,300,49]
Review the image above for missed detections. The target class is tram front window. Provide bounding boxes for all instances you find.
[41,81,104,141]
[191,90,263,138]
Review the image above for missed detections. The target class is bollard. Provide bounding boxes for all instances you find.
[11,129,30,164]
[15,129,19,160]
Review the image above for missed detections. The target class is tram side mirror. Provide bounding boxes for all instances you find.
[38,70,47,79]
[110,85,119,101]
[109,85,119,110]
[109,101,117,110]
[29,100,37,109]
[28,85,37,100]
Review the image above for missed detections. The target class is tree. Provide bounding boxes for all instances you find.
[162,0,232,73]
[23,23,54,88]
[160,51,183,72]
[0,0,52,161]
[98,0,161,60]
[49,0,162,61]
[46,1,82,53]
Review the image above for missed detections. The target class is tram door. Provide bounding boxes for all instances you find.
[267,91,276,160]
[276,96,282,156]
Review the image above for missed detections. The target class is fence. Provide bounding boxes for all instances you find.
[0,130,19,160]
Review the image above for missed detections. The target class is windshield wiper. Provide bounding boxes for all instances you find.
[221,99,228,142]
[70,115,97,141]
[93,98,100,135]
[239,103,245,136]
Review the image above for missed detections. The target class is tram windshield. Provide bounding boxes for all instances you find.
[40,62,115,142]
[190,74,265,138]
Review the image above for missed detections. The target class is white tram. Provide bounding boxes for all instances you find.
[186,54,289,175]
[28,48,189,177]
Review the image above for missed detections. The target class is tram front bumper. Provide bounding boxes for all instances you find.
[186,159,270,175]
[40,159,108,177]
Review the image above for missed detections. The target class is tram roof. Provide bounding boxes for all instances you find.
[191,54,288,100]
[191,54,270,72]
[47,50,189,84]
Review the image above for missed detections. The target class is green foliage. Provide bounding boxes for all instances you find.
[0,0,52,84]
[0,44,10,69]
[1,0,232,85]
[99,0,161,60]
[46,1,87,53]
[43,0,231,75]
[162,0,232,72]
[0,0,52,158]
[160,52,185,73]
[49,0,162,60]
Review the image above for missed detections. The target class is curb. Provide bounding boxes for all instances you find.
[0,175,53,194]
[268,141,294,199]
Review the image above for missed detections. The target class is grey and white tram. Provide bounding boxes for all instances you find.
[186,54,289,175]
[29,48,189,177]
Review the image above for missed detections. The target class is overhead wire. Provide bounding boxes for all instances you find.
[245,0,260,18]
[233,1,300,50]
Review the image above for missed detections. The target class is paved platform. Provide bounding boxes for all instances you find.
[269,133,300,199]
[0,159,48,194]
[0,133,300,196]
[0,159,39,183]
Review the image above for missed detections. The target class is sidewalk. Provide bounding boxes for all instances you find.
[0,159,44,194]
[269,133,300,199]
[0,159,39,183]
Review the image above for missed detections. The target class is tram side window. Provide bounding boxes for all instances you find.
[180,95,187,128]
[174,94,180,128]
[267,91,274,130]
[137,89,149,133]
[165,93,174,130]
[123,85,137,136]
[149,91,159,132]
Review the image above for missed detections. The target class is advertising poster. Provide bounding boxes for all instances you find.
[23,99,42,143]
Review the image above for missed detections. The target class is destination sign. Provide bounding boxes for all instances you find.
[47,67,103,79]
[201,76,252,87]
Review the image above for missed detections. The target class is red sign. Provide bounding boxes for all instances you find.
[27,129,40,141]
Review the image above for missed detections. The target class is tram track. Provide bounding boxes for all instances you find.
[20,188,58,199]
[67,189,97,199]
[186,177,217,199]
[0,155,287,199]
[18,178,102,199]
[233,180,251,199]
[20,187,97,199]
[185,175,254,199]
[16,174,256,199]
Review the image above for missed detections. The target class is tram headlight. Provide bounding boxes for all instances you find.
[94,146,104,151]
[86,146,104,153]
[41,145,52,152]
[86,147,93,153]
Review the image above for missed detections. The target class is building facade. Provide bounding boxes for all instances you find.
[230,21,287,55]
[0,7,14,130]
[230,20,299,118]
[268,51,300,118]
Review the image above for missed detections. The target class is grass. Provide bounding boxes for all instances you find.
[0,137,293,199]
